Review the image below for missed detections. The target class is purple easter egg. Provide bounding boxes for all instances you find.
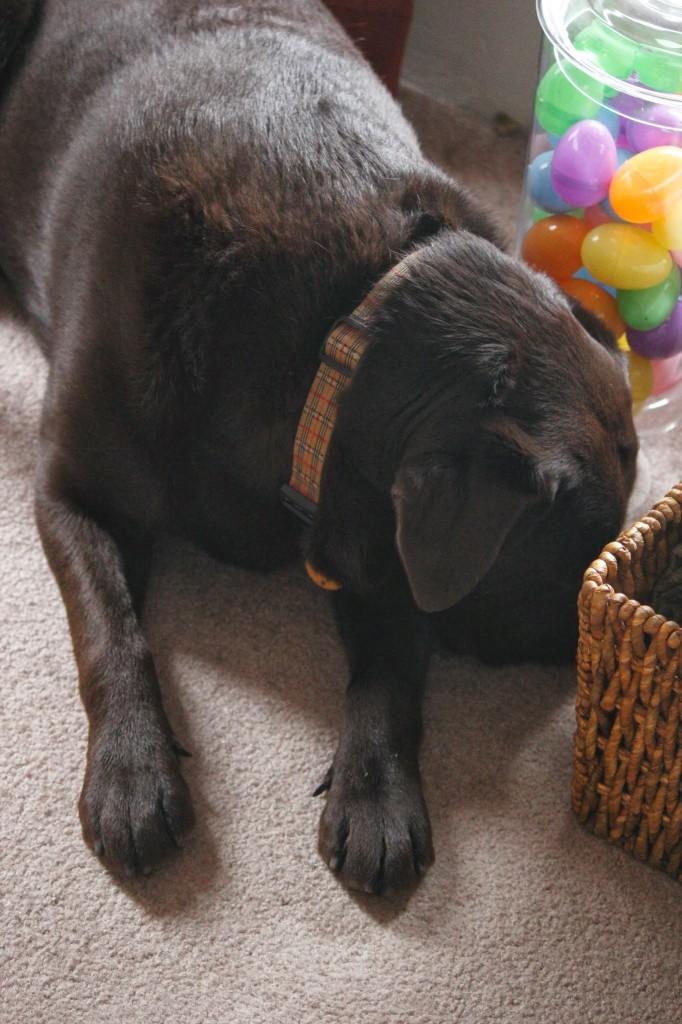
[609,93,643,124]
[551,119,618,207]
[627,296,682,359]
[626,103,682,152]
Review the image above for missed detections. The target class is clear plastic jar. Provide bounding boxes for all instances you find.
[516,0,682,435]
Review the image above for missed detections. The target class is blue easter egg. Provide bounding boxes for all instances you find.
[527,151,574,214]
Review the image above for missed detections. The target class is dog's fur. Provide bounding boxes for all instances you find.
[0,0,637,895]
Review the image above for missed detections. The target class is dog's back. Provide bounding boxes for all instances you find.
[0,0,454,334]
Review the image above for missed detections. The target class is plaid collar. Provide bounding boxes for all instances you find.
[281,247,423,526]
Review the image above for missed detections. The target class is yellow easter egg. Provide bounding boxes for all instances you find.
[627,349,654,403]
[581,223,673,289]
[609,146,682,223]
[652,202,682,252]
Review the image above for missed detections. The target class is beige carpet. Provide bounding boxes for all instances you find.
[2,85,682,1024]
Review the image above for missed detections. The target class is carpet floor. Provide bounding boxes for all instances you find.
[2,84,682,1024]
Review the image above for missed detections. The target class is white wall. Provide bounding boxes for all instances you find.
[402,0,542,127]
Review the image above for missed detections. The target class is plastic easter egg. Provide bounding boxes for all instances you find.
[609,94,643,147]
[581,223,673,289]
[574,266,616,295]
[574,22,637,79]
[652,353,682,396]
[609,147,682,224]
[551,120,617,207]
[527,152,574,213]
[560,277,625,337]
[626,295,682,359]
[652,203,682,252]
[633,48,682,93]
[626,104,682,153]
[609,93,643,126]
[573,266,614,294]
[594,105,621,141]
[535,63,604,137]
[617,264,682,331]
[627,348,654,402]
[521,215,589,281]
[584,204,612,229]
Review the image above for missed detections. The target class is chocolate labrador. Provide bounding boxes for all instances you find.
[0,0,637,895]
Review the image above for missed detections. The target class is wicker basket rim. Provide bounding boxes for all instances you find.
[579,481,682,642]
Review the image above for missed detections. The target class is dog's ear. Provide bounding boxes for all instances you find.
[391,457,534,613]
[565,295,619,353]
[398,176,505,249]
[391,421,561,613]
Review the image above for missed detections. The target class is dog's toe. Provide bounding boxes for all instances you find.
[79,727,195,877]
[317,769,433,896]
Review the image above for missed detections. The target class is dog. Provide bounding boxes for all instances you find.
[0,0,637,895]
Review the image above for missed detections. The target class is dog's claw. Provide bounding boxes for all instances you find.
[313,768,332,797]
[329,851,344,872]
[171,734,192,758]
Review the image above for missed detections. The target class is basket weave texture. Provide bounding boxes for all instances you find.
[573,483,682,880]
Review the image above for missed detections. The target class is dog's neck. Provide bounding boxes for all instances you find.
[281,246,425,534]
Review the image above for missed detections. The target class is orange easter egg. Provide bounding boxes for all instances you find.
[560,277,626,337]
[609,146,682,223]
[521,215,590,281]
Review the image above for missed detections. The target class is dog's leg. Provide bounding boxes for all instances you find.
[317,587,434,895]
[35,455,195,877]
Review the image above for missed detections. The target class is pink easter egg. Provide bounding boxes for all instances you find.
[652,352,682,395]
[584,204,613,229]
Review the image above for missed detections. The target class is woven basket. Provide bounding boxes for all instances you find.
[573,482,682,881]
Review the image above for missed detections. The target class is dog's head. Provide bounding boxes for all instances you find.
[308,231,638,663]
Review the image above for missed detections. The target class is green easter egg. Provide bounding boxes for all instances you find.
[617,263,682,331]
[574,22,637,80]
[633,48,682,92]
[535,62,605,136]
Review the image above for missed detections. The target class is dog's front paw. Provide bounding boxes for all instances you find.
[79,714,195,877]
[317,759,434,896]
